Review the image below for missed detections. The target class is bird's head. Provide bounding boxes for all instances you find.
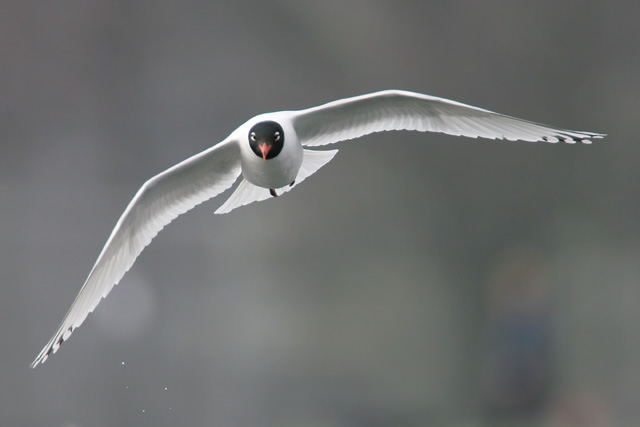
[248,121,284,161]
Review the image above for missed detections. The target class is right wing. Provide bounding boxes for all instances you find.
[32,137,242,367]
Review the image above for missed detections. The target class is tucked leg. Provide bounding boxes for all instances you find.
[269,188,278,198]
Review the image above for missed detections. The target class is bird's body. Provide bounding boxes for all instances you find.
[31,90,605,367]
[238,113,302,190]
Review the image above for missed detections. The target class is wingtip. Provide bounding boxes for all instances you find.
[30,343,56,369]
[31,325,73,368]
[580,132,607,144]
[542,131,606,145]
[30,351,48,369]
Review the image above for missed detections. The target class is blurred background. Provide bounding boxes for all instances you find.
[2,1,638,426]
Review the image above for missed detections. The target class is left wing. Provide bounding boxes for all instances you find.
[292,90,605,146]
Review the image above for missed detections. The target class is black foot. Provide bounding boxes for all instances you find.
[289,180,295,187]
[269,188,278,197]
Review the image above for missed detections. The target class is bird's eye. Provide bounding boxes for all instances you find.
[250,132,257,142]
[274,131,281,141]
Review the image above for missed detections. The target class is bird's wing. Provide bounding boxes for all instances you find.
[292,89,605,146]
[32,137,241,367]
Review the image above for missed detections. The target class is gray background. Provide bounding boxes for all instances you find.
[3,1,639,426]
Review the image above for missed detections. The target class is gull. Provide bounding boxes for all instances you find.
[31,89,605,367]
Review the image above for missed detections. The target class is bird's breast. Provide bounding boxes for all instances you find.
[240,147,302,188]
[239,119,303,189]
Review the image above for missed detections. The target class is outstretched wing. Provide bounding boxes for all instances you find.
[292,90,605,146]
[31,138,241,367]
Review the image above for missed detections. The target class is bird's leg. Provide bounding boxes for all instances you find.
[269,188,278,197]
[289,180,295,187]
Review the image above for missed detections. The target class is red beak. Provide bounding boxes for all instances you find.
[259,143,271,161]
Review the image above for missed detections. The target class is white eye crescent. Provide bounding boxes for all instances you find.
[274,131,281,141]
[250,132,257,142]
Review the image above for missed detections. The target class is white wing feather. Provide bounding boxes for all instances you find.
[293,90,605,146]
[32,138,241,367]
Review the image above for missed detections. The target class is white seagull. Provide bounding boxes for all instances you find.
[31,89,605,367]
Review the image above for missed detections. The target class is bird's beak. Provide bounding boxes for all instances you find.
[258,143,271,161]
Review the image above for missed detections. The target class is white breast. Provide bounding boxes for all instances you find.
[238,113,303,189]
